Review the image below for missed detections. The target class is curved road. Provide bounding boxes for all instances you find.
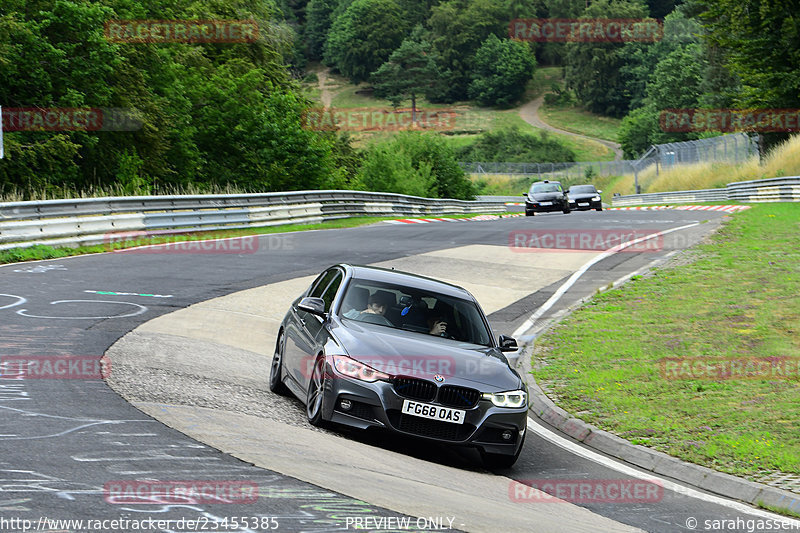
[0,211,796,532]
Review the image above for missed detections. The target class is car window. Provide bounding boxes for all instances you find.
[309,269,338,298]
[320,271,343,312]
[570,185,596,193]
[339,279,493,347]
[531,183,561,193]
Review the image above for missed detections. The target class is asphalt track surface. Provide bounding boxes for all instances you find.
[0,209,795,532]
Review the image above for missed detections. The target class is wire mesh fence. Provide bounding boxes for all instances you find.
[460,133,759,192]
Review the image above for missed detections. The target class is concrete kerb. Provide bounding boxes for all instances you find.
[516,276,800,515]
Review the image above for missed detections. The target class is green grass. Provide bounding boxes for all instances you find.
[539,104,622,143]
[757,501,800,519]
[531,203,800,479]
[0,213,506,265]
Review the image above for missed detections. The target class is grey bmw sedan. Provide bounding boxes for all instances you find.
[270,264,529,468]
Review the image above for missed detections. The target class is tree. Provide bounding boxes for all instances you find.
[698,0,800,109]
[304,0,337,59]
[426,0,510,102]
[371,28,442,123]
[323,0,410,83]
[618,44,709,156]
[468,34,536,107]
[564,0,651,117]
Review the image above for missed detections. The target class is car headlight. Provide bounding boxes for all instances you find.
[592,195,601,201]
[482,390,528,408]
[332,356,390,383]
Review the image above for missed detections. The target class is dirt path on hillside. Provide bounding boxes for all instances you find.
[318,67,334,108]
[519,95,624,160]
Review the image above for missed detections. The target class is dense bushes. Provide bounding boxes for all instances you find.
[357,133,476,199]
[457,126,576,163]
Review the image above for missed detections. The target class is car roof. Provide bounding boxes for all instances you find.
[341,264,473,299]
[532,180,561,185]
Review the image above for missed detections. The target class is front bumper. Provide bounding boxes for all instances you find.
[525,201,568,214]
[321,364,527,456]
[569,199,602,210]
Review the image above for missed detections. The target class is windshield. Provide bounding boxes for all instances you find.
[569,185,597,194]
[531,183,561,194]
[338,279,493,347]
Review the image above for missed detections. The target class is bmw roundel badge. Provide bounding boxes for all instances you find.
[434,374,444,382]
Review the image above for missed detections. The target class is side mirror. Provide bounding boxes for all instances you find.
[498,335,518,352]
[597,190,603,194]
[298,296,326,317]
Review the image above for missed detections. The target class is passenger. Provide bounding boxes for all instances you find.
[344,290,394,326]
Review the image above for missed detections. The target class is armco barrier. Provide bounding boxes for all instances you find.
[0,190,507,251]
[611,176,800,206]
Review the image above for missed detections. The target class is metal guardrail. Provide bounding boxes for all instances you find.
[611,177,800,206]
[0,190,507,250]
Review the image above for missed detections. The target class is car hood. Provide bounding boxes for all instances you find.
[330,320,522,391]
[528,192,563,201]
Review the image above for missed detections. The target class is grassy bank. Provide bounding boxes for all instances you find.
[602,134,800,196]
[305,65,616,161]
[536,66,622,143]
[531,203,800,479]
[538,103,622,143]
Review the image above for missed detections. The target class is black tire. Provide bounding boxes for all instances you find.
[562,206,571,214]
[306,355,327,427]
[481,433,525,469]
[525,211,535,216]
[269,331,290,395]
[596,207,603,211]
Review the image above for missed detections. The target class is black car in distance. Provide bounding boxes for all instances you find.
[523,180,571,215]
[567,184,603,211]
[270,264,528,468]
